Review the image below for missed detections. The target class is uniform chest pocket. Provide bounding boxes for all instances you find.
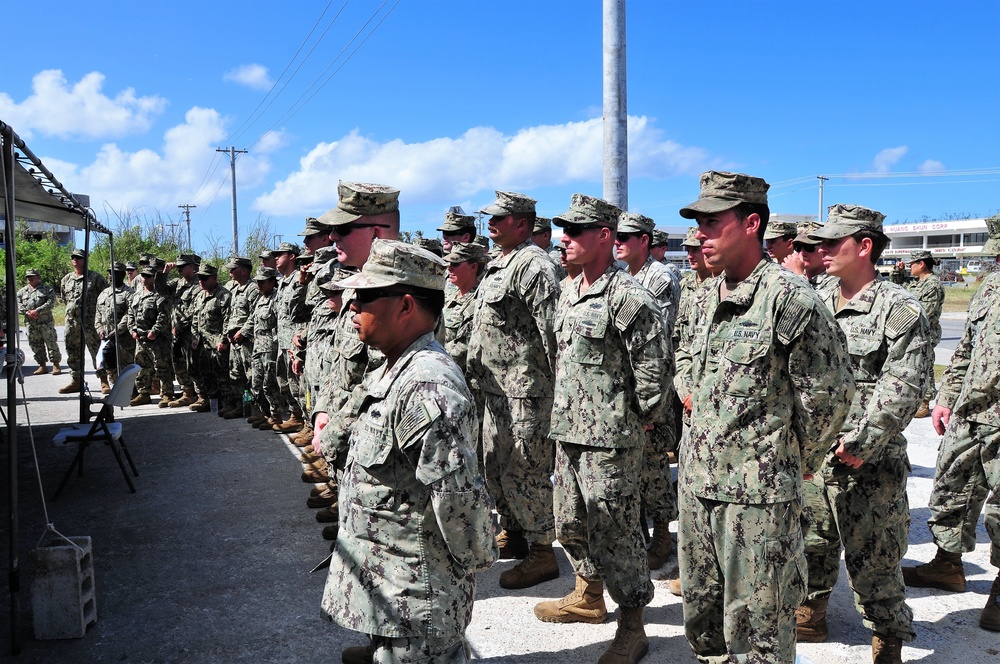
[352,413,394,469]
[479,276,509,326]
[572,314,608,365]
[722,340,770,396]
[847,336,883,382]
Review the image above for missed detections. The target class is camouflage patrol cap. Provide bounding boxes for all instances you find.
[298,216,331,236]
[473,235,491,251]
[414,237,444,257]
[553,194,621,229]
[254,266,278,282]
[437,210,477,233]
[275,241,301,255]
[196,264,219,278]
[224,256,253,270]
[681,227,701,249]
[809,204,886,240]
[295,253,315,268]
[318,267,354,294]
[259,249,274,260]
[618,212,655,235]
[480,191,537,217]
[763,220,798,241]
[70,249,86,259]
[25,268,40,277]
[318,181,400,227]
[139,265,156,278]
[150,258,166,271]
[533,217,552,234]
[650,229,670,248]
[443,241,488,265]
[176,253,201,267]
[108,261,127,273]
[125,262,139,271]
[908,250,940,265]
[335,239,447,292]
[982,214,1000,255]
[794,221,823,246]
[679,171,770,219]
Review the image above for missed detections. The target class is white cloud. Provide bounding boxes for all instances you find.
[255,116,713,216]
[0,69,166,140]
[872,146,908,173]
[223,64,273,91]
[918,159,945,173]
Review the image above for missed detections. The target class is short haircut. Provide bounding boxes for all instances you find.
[851,229,889,263]
[402,286,445,320]
[732,202,771,243]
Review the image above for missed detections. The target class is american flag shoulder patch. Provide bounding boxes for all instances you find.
[396,399,442,447]
[885,301,920,339]
[614,297,643,331]
[776,294,812,345]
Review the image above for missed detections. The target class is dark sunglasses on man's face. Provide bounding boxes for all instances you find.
[616,232,640,243]
[794,243,817,254]
[353,288,407,305]
[334,223,389,238]
[563,224,603,238]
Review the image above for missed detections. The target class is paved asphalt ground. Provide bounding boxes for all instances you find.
[2,322,1000,663]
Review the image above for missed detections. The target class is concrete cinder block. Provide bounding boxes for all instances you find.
[30,536,97,639]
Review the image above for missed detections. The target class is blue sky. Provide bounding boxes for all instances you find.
[3,1,1000,253]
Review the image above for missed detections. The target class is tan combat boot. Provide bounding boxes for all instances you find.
[291,425,314,446]
[159,391,175,408]
[914,400,931,418]
[500,542,560,589]
[872,634,903,663]
[795,597,829,642]
[534,575,607,623]
[902,548,965,592]
[100,375,111,394]
[275,413,305,433]
[341,644,374,664]
[58,378,82,394]
[247,410,265,425]
[598,607,648,664]
[189,396,211,413]
[51,363,62,375]
[981,575,1000,632]
[256,416,282,430]
[129,393,152,406]
[667,578,682,597]
[33,364,48,376]
[646,520,673,570]
[496,528,530,560]
[168,388,197,408]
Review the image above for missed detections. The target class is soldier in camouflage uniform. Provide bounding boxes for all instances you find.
[246,267,282,428]
[674,171,854,663]
[763,219,798,264]
[533,195,670,664]
[164,254,201,407]
[127,265,173,405]
[466,190,561,589]
[798,205,931,662]
[649,229,669,264]
[905,249,945,417]
[272,242,307,432]
[902,223,1000,633]
[94,263,134,387]
[438,208,477,253]
[783,222,839,292]
[59,249,109,393]
[321,240,496,664]
[221,256,257,419]
[443,242,488,375]
[614,211,681,571]
[17,269,62,375]
[190,264,232,413]
[531,216,568,282]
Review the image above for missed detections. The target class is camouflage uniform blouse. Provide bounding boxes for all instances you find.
[127,287,169,338]
[60,270,108,327]
[95,284,134,339]
[675,259,854,503]
[225,280,259,341]
[467,239,560,398]
[936,271,1000,426]
[549,265,670,449]
[17,283,57,323]
[443,288,478,375]
[276,270,309,352]
[192,286,232,349]
[633,255,681,334]
[906,273,945,346]
[245,291,277,357]
[321,332,497,639]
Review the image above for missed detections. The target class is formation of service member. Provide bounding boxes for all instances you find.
[649,229,669,263]
[127,264,173,405]
[531,215,568,281]
[272,242,308,433]
[190,264,233,413]
[797,205,931,663]
[466,190,561,589]
[442,242,488,375]
[905,250,945,417]
[94,263,135,388]
[763,219,798,264]
[902,219,1000,632]
[438,207,478,252]
[532,195,669,664]
[246,267,283,429]
[782,221,840,292]
[59,249,109,394]
[162,254,201,407]
[673,171,853,662]
[221,256,257,420]
[320,240,497,664]
[614,211,680,570]
[17,268,62,375]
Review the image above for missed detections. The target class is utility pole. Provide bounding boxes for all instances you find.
[178,204,196,250]
[216,146,248,255]
[167,222,180,248]
[603,0,628,210]
[817,175,829,223]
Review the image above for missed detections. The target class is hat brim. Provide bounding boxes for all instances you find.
[480,204,513,216]
[335,272,399,290]
[680,241,701,249]
[793,234,821,245]
[678,196,744,219]
[552,211,616,229]
[318,207,362,227]
[808,223,862,241]
[763,229,796,241]
[617,221,652,234]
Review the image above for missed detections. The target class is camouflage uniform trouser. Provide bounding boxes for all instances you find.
[134,336,173,395]
[926,415,1000,565]
[554,442,653,608]
[229,342,253,400]
[368,633,469,664]
[482,393,555,546]
[172,330,196,392]
[640,423,678,524]
[922,328,942,402]
[109,338,136,382]
[275,349,302,418]
[252,351,281,417]
[26,321,62,366]
[65,321,105,381]
[678,489,805,663]
[802,457,916,641]
[192,343,231,403]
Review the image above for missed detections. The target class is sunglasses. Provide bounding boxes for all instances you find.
[615,232,641,243]
[793,243,817,254]
[563,224,604,238]
[334,223,389,237]
[353,288,407,304]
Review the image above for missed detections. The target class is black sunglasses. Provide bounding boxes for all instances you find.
[616,232,641,243]
[793,243,817,254]
[563,224,603,238]
[334,223,389,237]
[353,288,407,304]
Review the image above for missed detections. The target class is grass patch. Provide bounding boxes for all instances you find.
[934,364,948,384]
[53,302,66,327]
[942,279,984,313]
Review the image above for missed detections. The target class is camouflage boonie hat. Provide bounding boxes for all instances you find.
[480,191,537,217]
[318,181,400,227]
[908,250,940,265]
[275,241,301,255]
[108,262,126,273]
[196,264,219,278]
[809,204,885,240]
[298,216,331,236]
[533,217,552,234]
[679,170,769,219]
[335,239,447,292]
[650,229,670,248]
[437,210,477,233]
[254,266,278,282]
[25,268,40,277]
[176,253,201,267]
[319,267,354,294]
[681,227,701,248]
[763,220,798,241]
[618,212,655,235]
[794,221,822,245]
[982,214,1000,255]
[224,256,253,270]
[553,194,621,229]
[443,241,488,265]
[125,262,139,271]
[70,249,86,259]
